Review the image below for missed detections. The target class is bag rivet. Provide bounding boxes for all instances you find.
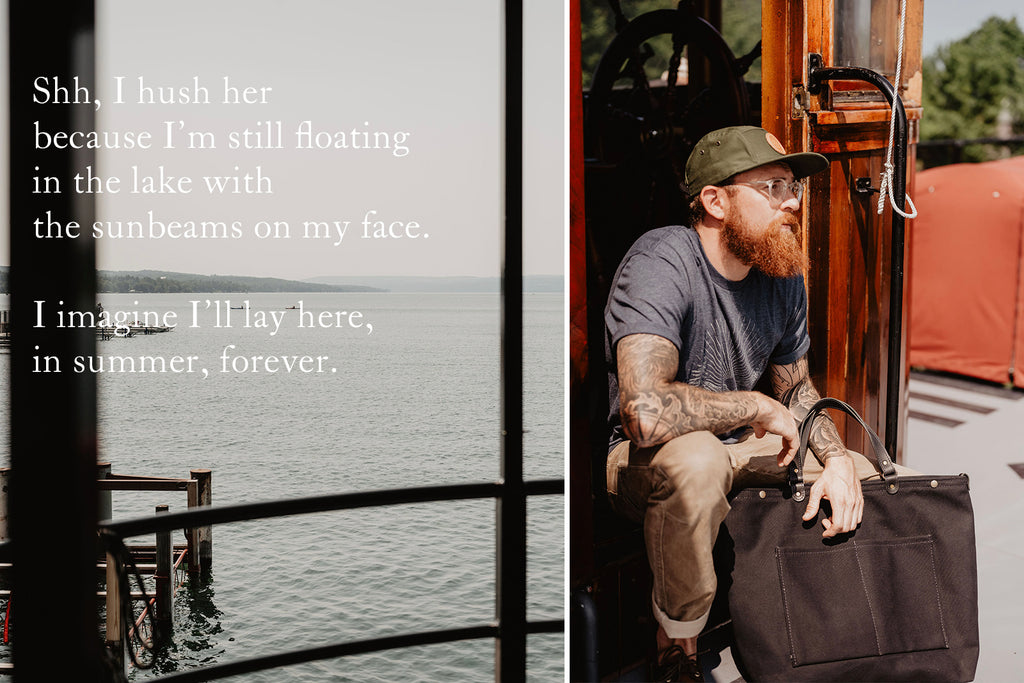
[889,483,895,490]
[759,490,766,499]
[930,480,938,488]
[882,460,889,466]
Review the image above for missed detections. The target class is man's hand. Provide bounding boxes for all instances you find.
[750,394,799,467]
[801,454,864,538]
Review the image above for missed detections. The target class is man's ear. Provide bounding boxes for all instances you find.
[700,185,727,221]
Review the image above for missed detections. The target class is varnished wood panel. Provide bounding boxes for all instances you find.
[903,0,924,105]
[763,0,922,461]
[760,0,793,136]
[805,152,893,454]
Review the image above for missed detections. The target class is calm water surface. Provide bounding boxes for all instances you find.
[0,291,564,681]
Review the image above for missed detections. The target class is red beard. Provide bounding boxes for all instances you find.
[722,211,808,278]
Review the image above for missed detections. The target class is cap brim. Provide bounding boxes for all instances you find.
[775,151,829,180]
[721,151,829,184]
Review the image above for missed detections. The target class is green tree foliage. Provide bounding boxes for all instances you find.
[580,0,762,89]
[581,0,668,88]
[922,16,1024,162]
[719,0,762,74]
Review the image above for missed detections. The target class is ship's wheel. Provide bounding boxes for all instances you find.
[585,2,758,240]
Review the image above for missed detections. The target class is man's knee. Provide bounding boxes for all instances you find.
[649,431,732,501]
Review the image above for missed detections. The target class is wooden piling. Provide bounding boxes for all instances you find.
[190,469,213,575]
[154,505,172,643]
[185,481,200,578]
[105,552,125,670]
[97,462,112,522]
[0,469,9,542]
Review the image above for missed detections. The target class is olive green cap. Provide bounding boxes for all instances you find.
[684,126,828,197]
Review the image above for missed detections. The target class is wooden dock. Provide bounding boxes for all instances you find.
[0,465,212,675]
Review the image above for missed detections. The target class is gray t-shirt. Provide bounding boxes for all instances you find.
[605,226,810,451]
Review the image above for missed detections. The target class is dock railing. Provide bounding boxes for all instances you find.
[0,466,212,673]
[2,468,564,680]
[96,465,214,579]
[94,478,563,681]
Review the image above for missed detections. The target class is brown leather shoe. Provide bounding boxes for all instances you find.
[653,644,704,682]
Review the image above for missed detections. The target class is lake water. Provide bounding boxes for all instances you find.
[0,291,564,681]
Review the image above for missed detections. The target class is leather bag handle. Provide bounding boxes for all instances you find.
[789,397,899,501]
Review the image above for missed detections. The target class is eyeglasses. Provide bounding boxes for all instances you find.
[731,179,803,204]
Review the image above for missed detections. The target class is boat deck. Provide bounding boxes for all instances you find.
[694,370,1024,682]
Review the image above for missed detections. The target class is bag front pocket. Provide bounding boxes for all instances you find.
[776,536,949,667]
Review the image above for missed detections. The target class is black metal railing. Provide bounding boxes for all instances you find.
[917,136,1024,168]
[92,479,564,681]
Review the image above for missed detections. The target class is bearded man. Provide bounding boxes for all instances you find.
[603,126,888,682]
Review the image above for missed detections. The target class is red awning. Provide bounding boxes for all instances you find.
[909,155,1024,387]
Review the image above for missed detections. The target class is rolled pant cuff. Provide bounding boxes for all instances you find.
[652,594,709,639]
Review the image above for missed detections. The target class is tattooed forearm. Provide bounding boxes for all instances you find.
[621,388,759,446]
[770,357,846,461]
[617,334,760,447]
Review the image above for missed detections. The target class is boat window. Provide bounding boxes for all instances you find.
[834,0,899,79]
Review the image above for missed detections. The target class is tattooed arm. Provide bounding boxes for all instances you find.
[616,333,799,463]
[769,356,864,538]
[769,356,845,462]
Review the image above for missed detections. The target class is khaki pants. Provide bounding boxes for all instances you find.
[606,431,913,639]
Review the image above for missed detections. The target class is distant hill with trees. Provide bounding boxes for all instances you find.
[306,274,563,292]
[0,267,562,294]
[96,270,384,293]
[0,267,382,294]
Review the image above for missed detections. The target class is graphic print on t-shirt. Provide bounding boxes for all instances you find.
[690,315,772,392]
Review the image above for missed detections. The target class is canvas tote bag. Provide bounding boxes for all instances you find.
[722,398,979,682]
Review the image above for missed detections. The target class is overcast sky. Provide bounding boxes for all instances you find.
[3,0,565,280]
[922,0,1021,56]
